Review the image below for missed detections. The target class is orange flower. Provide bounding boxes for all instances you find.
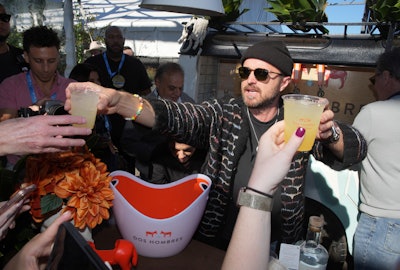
[55,161,114,229]
[25,146,114,229]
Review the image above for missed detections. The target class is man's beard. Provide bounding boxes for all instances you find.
[246,91,280,110]
[0,33,9,43]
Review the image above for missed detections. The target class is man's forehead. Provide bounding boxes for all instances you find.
[106,32,123,38]
[106,27,123,37]
[27,46,59,57]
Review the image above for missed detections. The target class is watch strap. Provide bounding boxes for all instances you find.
[237,187,273,211]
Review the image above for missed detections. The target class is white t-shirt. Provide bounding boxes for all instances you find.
[353,95,400,219]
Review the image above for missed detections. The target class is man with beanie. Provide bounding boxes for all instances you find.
[209,40,365,250]
[66,40,367,253]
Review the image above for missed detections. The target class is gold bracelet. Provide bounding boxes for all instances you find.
[127,94,143,121]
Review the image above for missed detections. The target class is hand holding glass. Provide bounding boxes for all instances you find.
[70,89,99,129]
[282,94,328,151]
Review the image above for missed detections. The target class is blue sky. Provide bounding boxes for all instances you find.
[325,1,366,34]
[237,0,368,35]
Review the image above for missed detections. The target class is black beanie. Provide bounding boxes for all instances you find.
[241,41,294,76]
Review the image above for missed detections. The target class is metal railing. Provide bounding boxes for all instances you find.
[218,21,399,37]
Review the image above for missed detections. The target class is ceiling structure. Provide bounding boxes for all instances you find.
[199,21,399,67]
[191,0,400,67]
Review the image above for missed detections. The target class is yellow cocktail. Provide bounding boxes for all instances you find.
[70,89,99,129]
[282,94,328,151]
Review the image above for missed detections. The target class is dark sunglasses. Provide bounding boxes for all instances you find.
[369,75,376,85]
[369,72,381,85]
[0,14,11,23]
[238,67,283,81]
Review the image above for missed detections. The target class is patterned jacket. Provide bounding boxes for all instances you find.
[149,97,367,243]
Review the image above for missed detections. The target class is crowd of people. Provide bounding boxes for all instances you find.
[0,2,399,269]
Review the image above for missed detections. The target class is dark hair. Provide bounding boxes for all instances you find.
[69,63,99,82]
[23,26,60,52]
[154,62,184,81]
[105,25,123,38]
[376,47,400,81]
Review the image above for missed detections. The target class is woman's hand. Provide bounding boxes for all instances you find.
[248,121,305,195]
[222,122,305,270]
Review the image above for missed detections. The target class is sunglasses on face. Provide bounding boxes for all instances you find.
[0,14,11,23]
[369,72,381,85]
[369,75,376,85]
[238,66,283,81]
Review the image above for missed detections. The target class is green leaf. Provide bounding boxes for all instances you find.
[40,194,63,215]
[209,0,250,31]
[265,0,329,33]
[296,0,313,10]
[369,0,400,22]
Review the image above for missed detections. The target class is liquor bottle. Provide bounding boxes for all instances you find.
[299,215,329,270]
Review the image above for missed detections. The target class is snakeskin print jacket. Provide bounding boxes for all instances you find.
[148,97,367,244]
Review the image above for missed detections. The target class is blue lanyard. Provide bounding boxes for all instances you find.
[26,71,56,104]
[104,115,111,132]
[102,52,125,78]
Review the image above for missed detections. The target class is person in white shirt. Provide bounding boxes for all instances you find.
[352,47,400,270]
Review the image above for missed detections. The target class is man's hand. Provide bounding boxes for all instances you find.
[0,115,92,156]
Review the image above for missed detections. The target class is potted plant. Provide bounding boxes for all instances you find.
[367,0,400,38]
[265,0,329,34]
[208,0,249,31]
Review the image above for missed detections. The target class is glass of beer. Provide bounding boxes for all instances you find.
[70,89,99,129]
[282,94,328,151]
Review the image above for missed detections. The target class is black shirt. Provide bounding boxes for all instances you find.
[85,53,152,149]
[219,109,282,249]
[0,45,28,83]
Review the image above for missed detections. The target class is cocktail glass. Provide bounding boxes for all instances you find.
[282,94,328,151]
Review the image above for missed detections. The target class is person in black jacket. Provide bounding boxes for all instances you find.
[141,139,207,184]
[0,4,28,83]
[84,26,152,151]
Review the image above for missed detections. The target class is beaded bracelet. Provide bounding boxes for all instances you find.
[126,94,143,121]
[245,186,274,199]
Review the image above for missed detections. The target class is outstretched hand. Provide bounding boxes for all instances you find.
[0,115,92,156]
[65,82,121,116]
[248,121,305,195]
[222,121,305,270]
